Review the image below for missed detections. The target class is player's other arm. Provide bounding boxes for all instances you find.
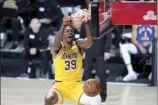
[51,17,70,56]
[77,17,93,50]
[132,25,141,47]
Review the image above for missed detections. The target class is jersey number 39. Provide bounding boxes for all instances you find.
[65,60,76,70]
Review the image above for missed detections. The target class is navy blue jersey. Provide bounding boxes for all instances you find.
[136,25,155,43]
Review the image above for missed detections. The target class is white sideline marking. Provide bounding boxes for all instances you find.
[107,82,148,86]
[1,77,149,86]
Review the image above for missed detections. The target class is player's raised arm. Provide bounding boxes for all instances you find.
[51,16,71,53]
[77,16,93,50]
[132,25,140,46]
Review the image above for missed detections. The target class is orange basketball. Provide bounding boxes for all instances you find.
[83,79,101,97]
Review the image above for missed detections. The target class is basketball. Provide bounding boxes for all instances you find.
[83,79,101,97]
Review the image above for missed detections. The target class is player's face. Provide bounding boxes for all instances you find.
[63,26,73,43]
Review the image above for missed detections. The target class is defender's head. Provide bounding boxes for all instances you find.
[63,26,74,44]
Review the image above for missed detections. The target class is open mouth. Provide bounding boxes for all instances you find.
[68,36,72,39]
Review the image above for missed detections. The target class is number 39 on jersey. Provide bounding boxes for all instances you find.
[65,60,76,70]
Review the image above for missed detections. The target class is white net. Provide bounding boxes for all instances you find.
[71,9,91,20]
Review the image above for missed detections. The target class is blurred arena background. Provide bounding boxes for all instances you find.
[0,0,157,105]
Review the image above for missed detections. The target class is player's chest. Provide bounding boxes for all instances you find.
[60,50,78,60]
[138,26,154,35]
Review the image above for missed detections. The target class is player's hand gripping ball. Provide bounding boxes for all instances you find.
[63,16,72,26]
[81,15,89,24]
[83,79,101,97]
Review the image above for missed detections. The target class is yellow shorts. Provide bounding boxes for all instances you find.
[52,82,83,104]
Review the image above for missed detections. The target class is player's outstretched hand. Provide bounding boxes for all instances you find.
[63,16,72,26]
[81,15,89,24]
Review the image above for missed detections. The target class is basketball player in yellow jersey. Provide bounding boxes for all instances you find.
[44,16,101,105]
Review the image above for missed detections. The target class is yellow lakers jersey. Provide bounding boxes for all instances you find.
[53,42,83,82]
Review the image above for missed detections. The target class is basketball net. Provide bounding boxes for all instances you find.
[71,9,91,20]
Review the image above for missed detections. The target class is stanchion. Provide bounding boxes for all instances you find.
[91,0,99,38]
[151,38,157,86]
[0,47,4,74]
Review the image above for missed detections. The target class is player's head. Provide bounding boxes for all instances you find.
[29,18,41,33]
[63,26,74,44]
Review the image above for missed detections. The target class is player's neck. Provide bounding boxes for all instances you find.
[62,42,72,49]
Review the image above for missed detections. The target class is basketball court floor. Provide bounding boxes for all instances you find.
[1,77,157,105]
